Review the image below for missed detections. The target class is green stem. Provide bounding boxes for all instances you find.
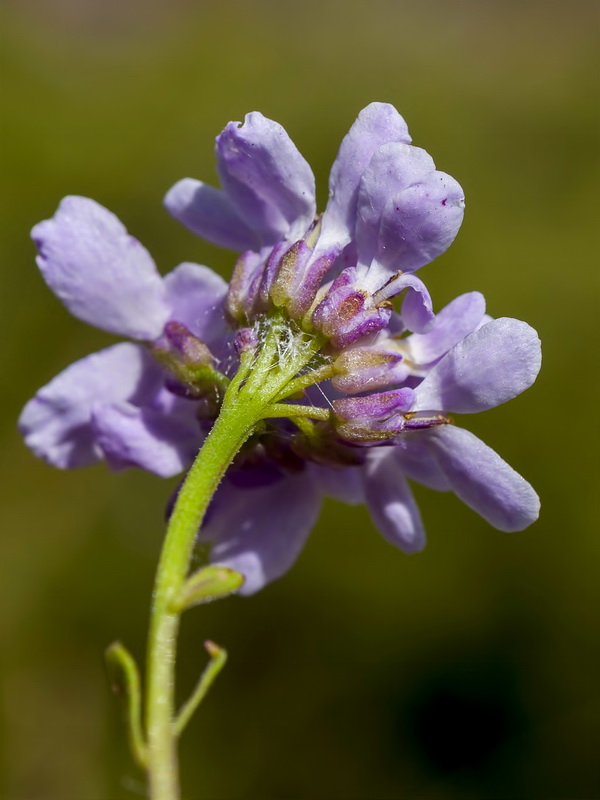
[144,313,326,800]
[145,398,259,800]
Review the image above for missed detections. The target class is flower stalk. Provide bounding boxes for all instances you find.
[144,313,326,799]
[145,401,256,800]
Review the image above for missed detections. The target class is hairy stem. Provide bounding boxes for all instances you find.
[144,313,326,800]
[145,400,257,800]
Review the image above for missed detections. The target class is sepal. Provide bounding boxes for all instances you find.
[332,343,409,394]
[172,565,245,612]
[291,421,365,468]
[333,390,451,444]
[333,388,416,442]
[311,268,392,349]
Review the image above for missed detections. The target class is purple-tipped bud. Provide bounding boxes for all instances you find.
[234,327,259,356]
[258,241,289,307]
[160,321,213,367]
[153,321,224,406]
[332,344,410,394]
[269,240,313,308]
[266,225,339,320]
[333,387,416,443]
[334,388,415,422]
[226,249,267,324]
[312,268,392,349]
[286,252,335,319]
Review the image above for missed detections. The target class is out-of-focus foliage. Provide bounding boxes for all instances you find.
[1,1,598,798]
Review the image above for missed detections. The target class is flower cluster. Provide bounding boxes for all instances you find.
[20,103,541,594]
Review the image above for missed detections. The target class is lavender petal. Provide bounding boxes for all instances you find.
[424,425,540,531]
[405,291,486,364]
[164,178,259,251]
[364,452,426,553]
[391,434,451,491]
[308,463,365,505]
[201,471,322,594]
[18,343,163,468]
[163,262,228,344]
[356,143,465,282]
[91,402,201,478]
[216,112,316,245]
[319,102,411,255]
[414,318,542,413]
[399,274,435,333]
[32,196,170,339]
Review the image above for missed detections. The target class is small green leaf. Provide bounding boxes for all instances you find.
[173,566,244,612]
[105,641,148,770]
[174,640,228,737]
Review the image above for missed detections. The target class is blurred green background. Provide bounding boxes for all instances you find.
[1,1,598,798]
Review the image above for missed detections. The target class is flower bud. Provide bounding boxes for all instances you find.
[333,388,416,443]
[268,240,312,308]
[234,327,259,356]
[311,268,391,349]
[160,321,213,367]
[153,321,225,405]
[332,344,409,394]
[225,250,267,324]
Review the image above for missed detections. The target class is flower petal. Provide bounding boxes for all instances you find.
[356,143,465,278]
[400,274,435,333]
[18,343,162,468]
[392,434,451,491]
[405,292,486,365]
[201,471,321,594]
[319,102,411,254]
[414,318,542,413]
[91,401,201,478]
[309,464,365,505]
[163,178,260,252]
[216,112,316,245]
[163,262,228,344]
[356,143,435,270]
[364,452,426,553]
[32,196,170,339]
[424,425,540,531]
[379,173,465,272]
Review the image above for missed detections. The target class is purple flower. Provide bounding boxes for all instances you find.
[343,315,542,550]
[20,107,541,597]
[199,306,541,592]
[18,196,368,596]
[20,196,228,475]
[165,102,464,339]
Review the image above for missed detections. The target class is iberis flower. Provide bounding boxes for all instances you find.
[20,103,541,594]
